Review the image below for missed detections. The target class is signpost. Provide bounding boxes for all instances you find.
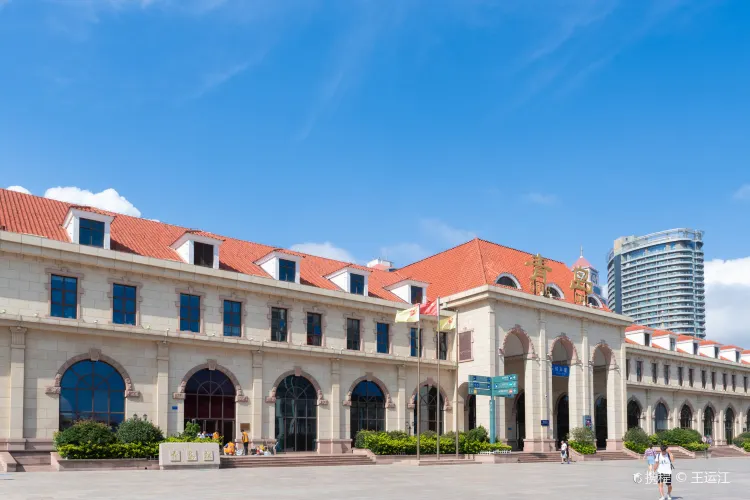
[551,364,570,378]
[469,374,518,444]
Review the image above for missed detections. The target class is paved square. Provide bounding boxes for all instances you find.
[1,458,748,499]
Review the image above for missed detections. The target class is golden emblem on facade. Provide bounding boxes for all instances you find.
[525,253,552,296]
[570,266,592,305]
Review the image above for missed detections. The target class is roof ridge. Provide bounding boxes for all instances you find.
[396,238,479,271]
[475,237,488,285]
[475,237,568,266]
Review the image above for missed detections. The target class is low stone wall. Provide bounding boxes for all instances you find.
[0,452,18,472]
[51,452,159,472]
[159,442,221,470]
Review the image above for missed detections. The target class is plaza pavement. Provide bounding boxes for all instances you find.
[0,457,748,499]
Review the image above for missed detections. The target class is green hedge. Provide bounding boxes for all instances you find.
[650,428,702,447]
[732,432,750,447]
[54,420,117,447]
[743,442,750,453]
[57,443,160,459]
[116,416,164,444]
[623,427,650,447]
[568,441,596,455]
[682,442,709,452]
[624,441,648,454]
[356,427,511,456]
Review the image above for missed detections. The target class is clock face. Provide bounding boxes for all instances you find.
[575,270,586,280]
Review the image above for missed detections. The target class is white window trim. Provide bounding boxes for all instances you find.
[170,232,223,269]
[63,208,115,249]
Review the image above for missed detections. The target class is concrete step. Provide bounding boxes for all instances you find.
[220,455,374,469]
[514,452,567,463]
[16,464,55,473]
[417,459,478,466]
[10,452,51,466]
[709,446,747,458]
[596,452,636,461]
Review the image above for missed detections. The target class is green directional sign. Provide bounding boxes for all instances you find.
[471,388,492,396]
[492,381,518,391]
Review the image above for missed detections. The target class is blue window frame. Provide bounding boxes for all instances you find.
[279,259,296,282]
[112,284,136,325]
[51,275,78,319]
[376,322,389,354]
[179,294,201,333]
[410,328,422,357]
[347,318,361,350]
[271,307,287,342]
[59,360,125,430]
[350,274,365,295]
[410,286,424,305]
[79,218,105,248]
[306,312,322,346]
[223,300,242,337]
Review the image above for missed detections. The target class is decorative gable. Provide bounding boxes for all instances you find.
[170,231,223,269]
[63,207,115,249]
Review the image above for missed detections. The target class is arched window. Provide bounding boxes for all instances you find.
[725,408,735,443]
[627,400,642,429]
[496,275,520,289]
[588,296,602,308]
[680,405,693,429]
[546,285,563,299]
[275,375,317,452]
[595,396,607,449]
[59,360,125,430]
[350,381,385,439]
[184,369,236,442]
[703,406,715,437]
[414,386,444,435]
[655,403,669,432]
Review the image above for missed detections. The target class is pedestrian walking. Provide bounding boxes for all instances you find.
[560,440,568,464]
[241,430,249,456]
[644,446,656,473]
[656,444,675,500]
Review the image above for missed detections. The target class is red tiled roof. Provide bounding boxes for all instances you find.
[625,338,639,345]
[677,335,696,342]
[651,344,666,350]
[652,330,672,338]
[676,347,692,354]
[2,189,613,312]
[571,255,593,270]
[625,325,648,333]
[720,345,742,350]
[700,340,720,346]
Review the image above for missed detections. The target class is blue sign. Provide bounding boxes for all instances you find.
[470,381,491,389]
[469,375,492,383]
[583,415,592,429]
[171,406,178,410]
[551,364,570,377]
[541,420,549,427]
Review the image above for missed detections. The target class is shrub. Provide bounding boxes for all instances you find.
[568,427,595,446]
[569,441,596,455]
[163,436,217,444]
[649,433,661,446]
[54,420,116,448]
[387,430,409,440]
[354,430,375,449]
[466,426,489,443]
[116,416,164,444]
[732,432,750,447]
[682,442,709,452]
[182,422,201,440]
[358,431,510,456]
[624,441,648,454]
[623,427,650,447]
[420,430,437,439]
[57,443,160,460]
[658,428,702,447]
[743,442,750,453]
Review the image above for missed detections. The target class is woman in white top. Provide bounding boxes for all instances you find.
[656,444,675,500]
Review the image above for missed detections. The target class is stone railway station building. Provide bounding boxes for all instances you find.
[0,188,748,458]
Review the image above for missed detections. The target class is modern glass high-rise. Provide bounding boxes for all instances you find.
[607,229,705,337]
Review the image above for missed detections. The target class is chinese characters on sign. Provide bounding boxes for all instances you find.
[570,266,592,306]
[525,253,552,296]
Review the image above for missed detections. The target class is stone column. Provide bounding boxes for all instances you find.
[317,359,346,454]
[580,323,592,424]
[251,351,264,446]
[398,365,407,432]
[537,312,553,448]
[523,353,543,451]
[156,342,170,434]
[605,361,622,450]
[8,327,26,450]
[496,354,507,443]
[645,390,653,435]
[718,407,726,445]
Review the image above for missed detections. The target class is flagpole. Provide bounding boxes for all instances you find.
[436,297,441,460]
[416,313,421,461]
[454,309,459,459]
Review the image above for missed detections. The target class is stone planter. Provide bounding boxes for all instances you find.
[51,452,158,471]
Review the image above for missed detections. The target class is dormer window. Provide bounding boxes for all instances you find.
[669,338,676,351]
[350,274,365,295]
[714,346,720,358]
[255,251,302,284]
[737,352,741,362]
[170,232,223,270]
[79,218,105,248]
[644,333,651,346]
[63,208,114,250]
[279,259,296,282]
[693,343,698,355]
[410,285,424,305]
[193,242,214,268]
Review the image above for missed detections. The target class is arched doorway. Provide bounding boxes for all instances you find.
[655,403,669,433]
[556,394,569,448]
[725,408,735,444]
[275,375,317,452]
[595,397,607,449]
[627,400,642,429]
[413,386,444,434]
[680,405,693,429]
[59,360,125,430]
[349,381,385,439]
[704,406,715,438]
[514,392,526,451]
[184,369,236,442]
[466,395,476,431]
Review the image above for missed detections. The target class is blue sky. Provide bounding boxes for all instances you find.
[2,1,750,341]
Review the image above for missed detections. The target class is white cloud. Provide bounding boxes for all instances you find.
[290,242,355,263]
[524,192,557,205]
[6,185,31,194]
[732,184,750,201]
[705,257,750,347]
[43,187,142,217]
[419,218,475,246]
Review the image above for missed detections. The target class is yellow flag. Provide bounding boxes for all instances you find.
[395,304,420,323]
[439,313,457,331]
